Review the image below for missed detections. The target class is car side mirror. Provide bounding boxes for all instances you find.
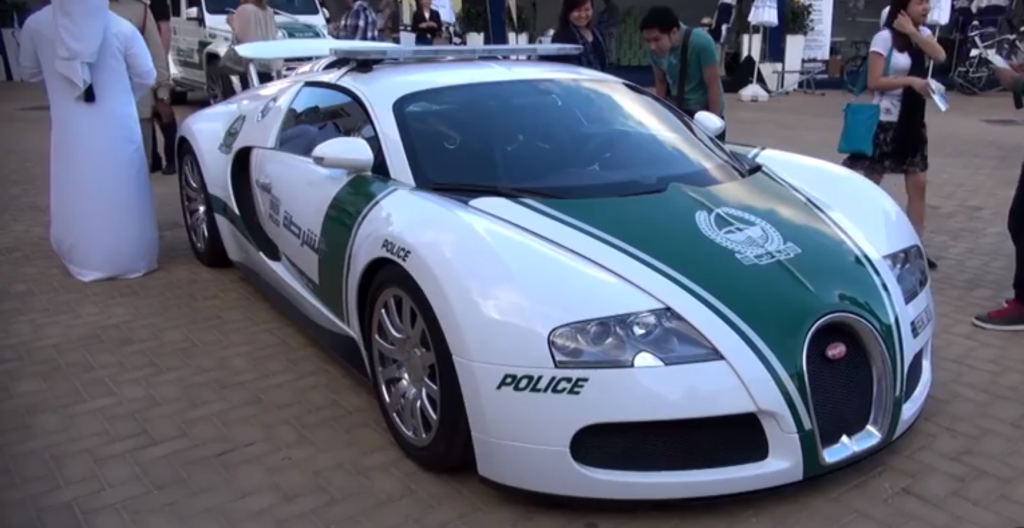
[693,110,726,138]
[311,137,374,173]
[185,7,200,20]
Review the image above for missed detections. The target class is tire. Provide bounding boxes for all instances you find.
[955,57,988,95]
[842,56,866,94]
[205,65,236,106]
[178,143,232,268]
[362,265,473,472]
[977,64,1000,92]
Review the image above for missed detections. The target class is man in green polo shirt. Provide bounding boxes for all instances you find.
[640,6,726,139]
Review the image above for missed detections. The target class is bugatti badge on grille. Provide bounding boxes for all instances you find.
[825,342,847,361]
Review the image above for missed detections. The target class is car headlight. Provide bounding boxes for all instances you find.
[548,309,723,368]
[884,245,929,304]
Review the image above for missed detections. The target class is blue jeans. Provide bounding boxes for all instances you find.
[416,36,433,46]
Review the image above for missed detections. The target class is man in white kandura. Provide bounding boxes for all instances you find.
[18,0,160,282]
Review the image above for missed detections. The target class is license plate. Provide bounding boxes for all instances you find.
[911,305,934,338]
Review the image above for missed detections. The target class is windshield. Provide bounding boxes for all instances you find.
[393,79,741,199]
[205,0,322,16]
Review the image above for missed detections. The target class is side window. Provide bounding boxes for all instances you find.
[276,84,389,177]
[184,0,202,19]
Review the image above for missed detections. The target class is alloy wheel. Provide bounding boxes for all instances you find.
[370,288,441,447]
[180,155,209,253]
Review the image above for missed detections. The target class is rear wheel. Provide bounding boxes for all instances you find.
[362,265,472,472]
[954,57,990,95]
[178,143,231,268]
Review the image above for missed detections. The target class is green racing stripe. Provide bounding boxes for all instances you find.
[207,174,395,328]
[753,161,906,438]
[314,175,398,326]
[738,148,903,399]
[519,173,901,443]
[209,194,253,246]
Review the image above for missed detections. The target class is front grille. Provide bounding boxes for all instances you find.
[569,414,769,472]
[904,350,923,403]
[805,323,874,447]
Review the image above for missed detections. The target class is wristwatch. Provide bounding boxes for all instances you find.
[155,85,172,103]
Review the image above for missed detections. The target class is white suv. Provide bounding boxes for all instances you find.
[169,0,328,104]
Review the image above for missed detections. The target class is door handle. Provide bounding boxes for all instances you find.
[255,178,272,193]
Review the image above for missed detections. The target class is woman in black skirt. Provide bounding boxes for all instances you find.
[843,0,946,269]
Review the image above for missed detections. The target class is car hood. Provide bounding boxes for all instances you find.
[277,21,324,39]
[473,171,902,406]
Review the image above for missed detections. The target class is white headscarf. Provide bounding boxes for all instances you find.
[52,0,109,97]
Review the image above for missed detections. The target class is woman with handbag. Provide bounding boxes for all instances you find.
[842,0,946,269]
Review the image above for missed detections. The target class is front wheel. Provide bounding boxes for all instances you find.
[363,265,473,472]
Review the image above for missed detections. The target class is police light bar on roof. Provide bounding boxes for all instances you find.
[328,43,582,61]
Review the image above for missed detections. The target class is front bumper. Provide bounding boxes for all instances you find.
[893,287,935,439]
[454,296,934,500]
[457,358,808,500]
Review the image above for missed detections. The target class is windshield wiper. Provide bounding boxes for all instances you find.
[612,188,668,197]
[742,157,763,176]
[428,183,564,199]
[729,152,762,177]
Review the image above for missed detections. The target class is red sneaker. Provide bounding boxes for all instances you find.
[973,299,1024,331]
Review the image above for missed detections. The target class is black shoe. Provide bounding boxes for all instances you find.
[150,156,164,174]
[927,257,937,270]
[162,162,177,175]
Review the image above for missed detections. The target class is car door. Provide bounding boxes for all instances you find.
[170,0,205,84]
[252,82,391,294]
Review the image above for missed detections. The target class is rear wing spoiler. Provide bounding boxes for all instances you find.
[232,38,401,62]
[222,40,581,88]
[222,39,402,86]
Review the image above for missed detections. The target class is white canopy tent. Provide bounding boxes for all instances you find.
[927,0,952,77]
[928,0,953,25]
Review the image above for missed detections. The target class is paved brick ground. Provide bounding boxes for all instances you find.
[0,81,1022,528]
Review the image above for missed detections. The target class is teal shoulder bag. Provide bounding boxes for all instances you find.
[838,47,894,156]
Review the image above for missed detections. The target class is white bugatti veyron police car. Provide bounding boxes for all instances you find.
[175,41,935,500]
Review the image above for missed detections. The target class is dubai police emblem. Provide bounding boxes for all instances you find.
[695,207,801,266]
